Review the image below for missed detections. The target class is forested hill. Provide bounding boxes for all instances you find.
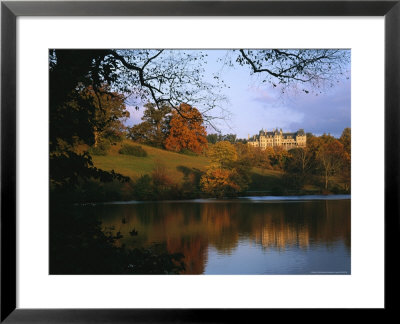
[62,137,347,203]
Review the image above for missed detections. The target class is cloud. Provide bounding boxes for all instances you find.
[247,78,351,137]
[287,79,351,136]
[247,87,304,132]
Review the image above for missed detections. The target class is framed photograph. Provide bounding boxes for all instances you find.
[1,0,398,321]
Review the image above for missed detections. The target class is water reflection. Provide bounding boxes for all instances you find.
[92,199,350,274]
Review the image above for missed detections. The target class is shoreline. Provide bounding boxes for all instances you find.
[72,194,351,206]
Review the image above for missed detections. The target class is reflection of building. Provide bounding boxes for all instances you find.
[99,200,350,274]
[255,225,310,250]
[248,128,306,150]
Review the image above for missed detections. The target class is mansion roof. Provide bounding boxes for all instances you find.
[249,128,305,141]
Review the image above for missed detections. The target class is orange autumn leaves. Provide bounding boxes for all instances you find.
[200,141,249,197]
[164,103,208,154]
[200,168,242,197]
[163,105,248,197]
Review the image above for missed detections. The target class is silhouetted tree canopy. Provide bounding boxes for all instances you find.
[234,49,350,94]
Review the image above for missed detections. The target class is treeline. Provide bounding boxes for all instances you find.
[206,133,247,144]
[127,103,250,153]
[52,127,350,203]
[83,100,208,157]
[199,128,351,197]
[284,130,351,192]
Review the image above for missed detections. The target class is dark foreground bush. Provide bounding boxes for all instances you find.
[51,178,135,203]
[119,144,147,157]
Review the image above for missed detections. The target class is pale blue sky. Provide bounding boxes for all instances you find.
[127,50,350,139]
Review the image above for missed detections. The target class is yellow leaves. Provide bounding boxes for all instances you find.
[207,141,237,167]
[201,141,252,197]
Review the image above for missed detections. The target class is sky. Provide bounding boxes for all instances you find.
[126,50,351,139]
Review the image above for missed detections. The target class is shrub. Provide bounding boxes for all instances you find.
[88,140,110,156]
[271,186,285,196]
[133,175,154,200]
[179,148,198,156]
[119,144,147,157]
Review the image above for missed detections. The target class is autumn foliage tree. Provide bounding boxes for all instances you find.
[164,104,208,154]
[280,130,352,193]
[339,128,351,156]
[285,147,312,176]
[207,141,238,167]
[317,139,348,190]
[201,141,250,197]
[200,168,242,197]
[339,128,351,191]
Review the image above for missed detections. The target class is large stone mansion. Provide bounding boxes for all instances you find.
[247,128,306,150]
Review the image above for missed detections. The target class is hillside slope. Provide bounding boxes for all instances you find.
[91,140,291,195]
[92,140,210,182]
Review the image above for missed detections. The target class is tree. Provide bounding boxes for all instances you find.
[339,128,351,156]
[164,104,208,154]
[339,152,351,192]
[128,103,171,147]
[282,131,351,192]
[207,133,220,144]
[284,147,313,189]
[207,141,238,168]
[82,84,129,146]
[234,49,349,94]
[303,133,324,174]
[201,141,250,197]
[317,140,348,190]
[200,168,241,198]
[266,147,291,169]
[50,49,220,187]
[223,134,237,144]
[206,133,237,144]
[50,81,130,187]
[339,128,351,191]
[234,142,254,165]
[49,50,129,187]
[286,147,312,176]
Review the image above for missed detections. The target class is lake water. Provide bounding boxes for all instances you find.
[51,196,350,275]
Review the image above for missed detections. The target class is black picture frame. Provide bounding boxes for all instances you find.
[1,0,398,321]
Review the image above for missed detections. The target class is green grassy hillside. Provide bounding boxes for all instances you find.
[91,140,211,183]
[67,140,338,202]
[91,140,292,194]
